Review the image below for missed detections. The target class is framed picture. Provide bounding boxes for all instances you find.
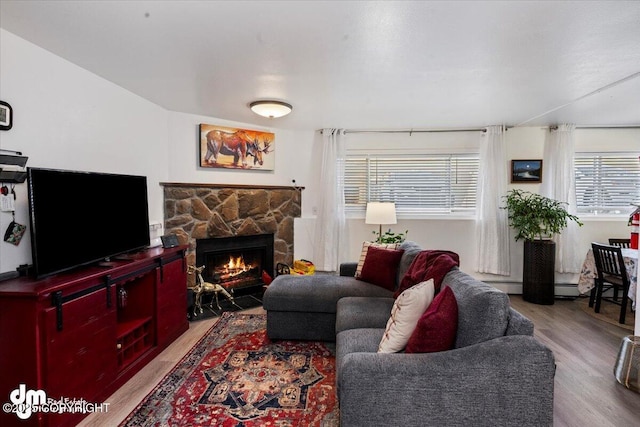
[511,159,543,183]
[0,101,12,131]
[199,123,274,171]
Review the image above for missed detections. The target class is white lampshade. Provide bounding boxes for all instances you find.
[365,202,397,225]
[249,100,293,118]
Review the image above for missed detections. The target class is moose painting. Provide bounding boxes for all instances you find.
[199,124,274,170]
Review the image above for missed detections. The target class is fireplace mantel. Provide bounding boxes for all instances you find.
[162,183,301,285]
[160,182,305,191]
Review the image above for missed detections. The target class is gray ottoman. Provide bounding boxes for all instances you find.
[263,274,394,341]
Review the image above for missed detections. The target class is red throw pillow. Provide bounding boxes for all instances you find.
[405,286,458,353]
[357,246,405,291]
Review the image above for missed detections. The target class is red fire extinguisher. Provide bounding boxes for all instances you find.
[631,211,639,250]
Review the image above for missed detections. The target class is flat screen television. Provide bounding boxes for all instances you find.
[27,167,150,278]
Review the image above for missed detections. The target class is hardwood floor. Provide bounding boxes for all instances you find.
[509,295,640,427]
[78,300,640,426]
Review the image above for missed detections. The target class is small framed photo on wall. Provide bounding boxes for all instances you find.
[0,101,12,131]
[511,159,542,183]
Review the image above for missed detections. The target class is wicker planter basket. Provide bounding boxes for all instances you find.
[523,240,555,305]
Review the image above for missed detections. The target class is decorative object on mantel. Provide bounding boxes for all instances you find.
[199,123,274,170]
[503,189,583,304]
[511,159,542,183]
[249,100,293,118]
[0,101,12,131]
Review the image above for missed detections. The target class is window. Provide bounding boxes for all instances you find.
[575,152,640,214]
[344,153,479,215]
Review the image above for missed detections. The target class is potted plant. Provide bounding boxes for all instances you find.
[372,229,408,244]
[503,189,583,304]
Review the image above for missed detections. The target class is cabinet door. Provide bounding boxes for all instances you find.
[42,286,117,403]
[156,257,188,347]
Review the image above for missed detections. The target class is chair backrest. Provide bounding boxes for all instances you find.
[608,238,631,248]
[591,242,629,285]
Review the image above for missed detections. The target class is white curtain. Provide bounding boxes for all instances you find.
[313,129,347,272]
[541,123,581,273]
[475,125,510,275]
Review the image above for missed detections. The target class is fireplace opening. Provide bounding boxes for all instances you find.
[206,248,262,289]
[196,234,274,296]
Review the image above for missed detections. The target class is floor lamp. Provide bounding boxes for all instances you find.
[365,202,397,243]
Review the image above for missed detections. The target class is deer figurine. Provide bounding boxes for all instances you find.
[187,265,240,316]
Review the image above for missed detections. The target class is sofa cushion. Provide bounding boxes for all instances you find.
[263,274,394,314]
[378,279,435,353]
[358,246,404,291]
[336,297,395,334]
[442,267,510,348]
[355,241,398,278]
[396,240,423,287]
[405,285,458,353]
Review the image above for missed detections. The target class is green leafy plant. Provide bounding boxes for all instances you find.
[502,189,583,241]
[373,229,408,244]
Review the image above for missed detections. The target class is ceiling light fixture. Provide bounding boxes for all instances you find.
[249,100,293,118]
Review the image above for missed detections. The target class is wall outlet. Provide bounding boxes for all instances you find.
[149,221,164,247]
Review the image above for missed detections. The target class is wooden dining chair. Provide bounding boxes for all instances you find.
[608,238,631,248]
[591,242,631,324]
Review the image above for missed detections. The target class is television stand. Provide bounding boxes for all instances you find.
[0,245,189,427]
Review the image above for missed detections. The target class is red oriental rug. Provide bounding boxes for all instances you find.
[120,312,339,426]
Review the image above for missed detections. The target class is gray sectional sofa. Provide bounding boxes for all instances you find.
[262,241,555,427]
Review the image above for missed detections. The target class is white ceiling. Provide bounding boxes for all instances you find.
[1,0,639,131]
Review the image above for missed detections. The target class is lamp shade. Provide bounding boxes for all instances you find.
[249,100,293,118]
[365,202,397,225]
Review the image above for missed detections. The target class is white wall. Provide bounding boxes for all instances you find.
[0,29,318,275]
[0,30,171,274]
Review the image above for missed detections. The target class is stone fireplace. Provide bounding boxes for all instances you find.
[161,183,301,287]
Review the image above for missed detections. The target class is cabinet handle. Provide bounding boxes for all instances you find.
[52,291,63,331]
[116,343,122,350]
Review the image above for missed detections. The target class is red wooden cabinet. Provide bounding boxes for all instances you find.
[156,257,188,348]
[0,246,189,427]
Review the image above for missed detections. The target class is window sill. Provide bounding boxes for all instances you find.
[578,214,631,222]
[346,212,476,221]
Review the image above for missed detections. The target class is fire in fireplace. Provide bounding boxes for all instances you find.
[196,234,274,296]
[207,250,261,289]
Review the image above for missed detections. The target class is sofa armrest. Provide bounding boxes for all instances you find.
[506,307,534,336]
[338,335,554,427]
[339,262,358,277]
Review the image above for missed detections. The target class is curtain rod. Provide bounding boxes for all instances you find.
[318,128,487,135]
[320,125,640,135]
[549,125,640,131]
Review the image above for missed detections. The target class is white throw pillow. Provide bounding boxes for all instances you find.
[354,241,398,278]
[378,279,435,353]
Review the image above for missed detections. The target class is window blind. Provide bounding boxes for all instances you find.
[575,152,640,214]
[344,154,479,214]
